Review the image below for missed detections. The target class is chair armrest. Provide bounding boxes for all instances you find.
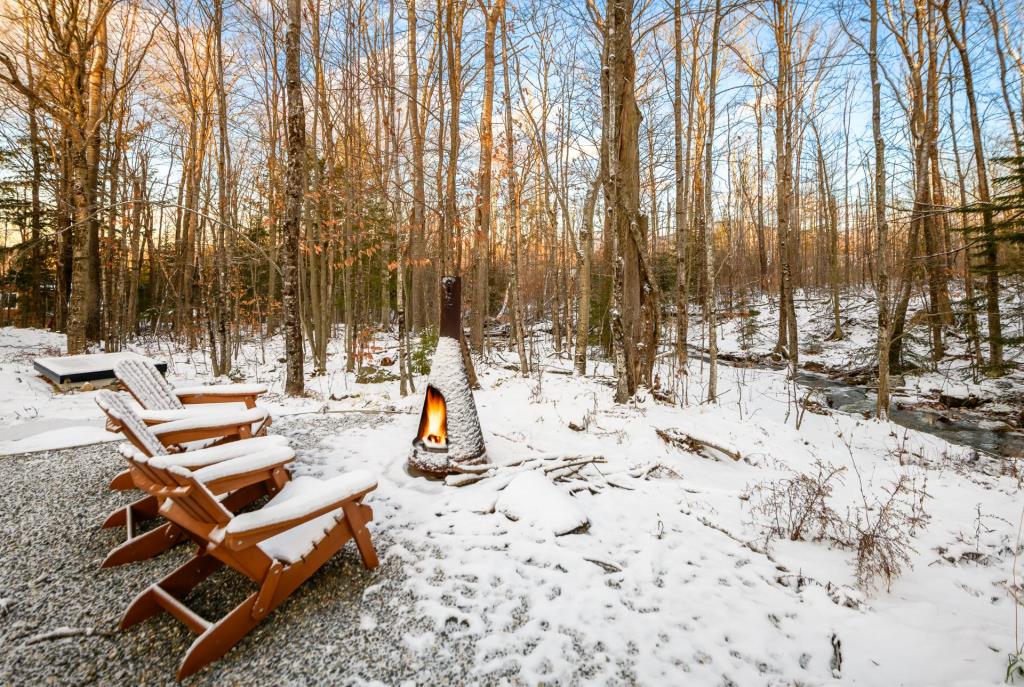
[136,408,209,425]
[149,407,269,446]
[189,447,295,491]
[147,434,290,469]
[175,384,268,408]
[220,471,377,550]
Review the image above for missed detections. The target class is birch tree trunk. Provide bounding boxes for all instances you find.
[703,0,723,402]
[500,7,528,375]
[574,176,599,375]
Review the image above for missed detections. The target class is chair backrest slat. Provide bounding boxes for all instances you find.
[160,465,233,526]
[114,359,185,411]
[95,390,169,457]
[120,446,233,528]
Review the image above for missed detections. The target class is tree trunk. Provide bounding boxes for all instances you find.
[703,0,723,402]
[574,176,599,376]
[604,0,652,403]
[500,8,528,375]
[283,0,306,395]
[470,0,502,353]
[940,0,1002,371]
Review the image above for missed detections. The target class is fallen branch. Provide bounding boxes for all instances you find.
[656,427,742,462]
[583,557,622,573]
[23,627,110,645]
[627,461,683,480]
[445,455,607,487]
[285,407,412,418]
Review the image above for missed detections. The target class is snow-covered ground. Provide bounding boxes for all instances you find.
[1,319,1022,685]
[714,286,1024,404]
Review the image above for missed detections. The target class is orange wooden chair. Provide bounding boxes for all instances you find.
[95,390,294,568]
[117,440,378,680]
[98,386,277,494]
[113,358,271,435]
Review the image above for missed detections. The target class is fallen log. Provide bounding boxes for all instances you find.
[656,427,742,462]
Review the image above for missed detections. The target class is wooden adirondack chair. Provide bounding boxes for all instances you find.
[98,389,276,494]
[117,441,378,680]
[113,358,271,435]
[95,390,294,568]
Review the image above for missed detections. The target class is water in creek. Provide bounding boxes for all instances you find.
[796,371,1024,458]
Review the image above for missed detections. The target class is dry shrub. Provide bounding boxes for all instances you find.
[842,473,930,591]
[747,461,930,592]
[745,460,847,547]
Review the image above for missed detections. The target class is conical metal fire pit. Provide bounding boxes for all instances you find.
[408,276,487,476]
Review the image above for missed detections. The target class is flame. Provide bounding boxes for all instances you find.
[420,386,447,448]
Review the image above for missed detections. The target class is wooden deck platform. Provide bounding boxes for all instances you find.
[34,352,168,388]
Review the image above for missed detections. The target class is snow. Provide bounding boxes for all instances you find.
[34,351,163,377]
[188,445,295,482]
[114,357,185,410]
[225,470,377,535]
[2,313,1023,684]
[245,475,359,563]
[495,471,589,535]
[0,424,118,454]
[95,390,168,457]
[138,435,292,471]
[146,407,268,435]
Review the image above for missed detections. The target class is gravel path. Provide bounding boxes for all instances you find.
[0,415,479,686]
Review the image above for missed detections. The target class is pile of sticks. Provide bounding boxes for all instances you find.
[445,454,607,488]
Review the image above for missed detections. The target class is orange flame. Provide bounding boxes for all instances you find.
[420,386,447,448]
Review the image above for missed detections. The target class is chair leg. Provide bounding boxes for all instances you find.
[177,509,379,678]
[254,416,271,436]
[109,469,134,491]
[103,482,277,568]
[101,523,186,568]
[102,495,159,529]
[121,551,222,630]
[341,502,379,570]
[177,592,263,681]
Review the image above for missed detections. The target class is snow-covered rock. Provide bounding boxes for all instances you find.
[495,471,588,535]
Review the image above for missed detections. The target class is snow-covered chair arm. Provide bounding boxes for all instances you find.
[187,446,295,485]
[220,471,377,550]
[135,407,228,426]
[141,434,290,469]
[174,384,269,409]
[149,407,270,445]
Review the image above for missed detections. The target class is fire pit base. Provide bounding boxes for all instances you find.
[404,459,449,481]
[409,439,455,476]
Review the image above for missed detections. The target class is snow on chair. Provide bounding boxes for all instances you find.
[95,390,294,568]
[117,441,378,680]
[113,358,271,435]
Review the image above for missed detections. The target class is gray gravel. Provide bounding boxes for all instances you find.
[0,415,483,686]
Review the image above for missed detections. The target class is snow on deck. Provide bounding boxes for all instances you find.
[34,351,167,384]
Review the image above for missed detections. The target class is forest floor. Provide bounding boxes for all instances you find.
[1,290,1023,685]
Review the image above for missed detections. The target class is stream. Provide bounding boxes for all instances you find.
[796,371,1024,458]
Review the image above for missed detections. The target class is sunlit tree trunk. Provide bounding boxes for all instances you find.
[283,0,306,395]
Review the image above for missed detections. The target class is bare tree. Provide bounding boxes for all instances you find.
[282,0,306,395]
